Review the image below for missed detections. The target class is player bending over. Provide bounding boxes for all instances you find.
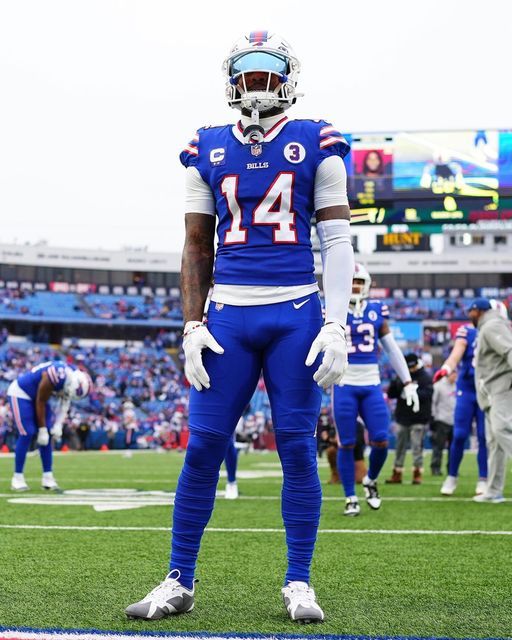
[7,361,91,491]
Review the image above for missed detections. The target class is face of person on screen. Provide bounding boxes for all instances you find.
[363,150,383,177]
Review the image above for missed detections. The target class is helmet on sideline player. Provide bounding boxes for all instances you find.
[490,298,508,319]
[63,368,92,401]
[350,263,372,314]
[223,31,301,113]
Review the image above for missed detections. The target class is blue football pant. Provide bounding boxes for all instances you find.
[170,297,323,588]
[224,435,238,483]
[9,396,53,473]
[448,389,487,478]
[333,384,390,497]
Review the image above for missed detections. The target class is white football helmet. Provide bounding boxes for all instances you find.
[223,31,301,113]
[490,298,508,319]
[64,368,92,401]
[351,263,372,314]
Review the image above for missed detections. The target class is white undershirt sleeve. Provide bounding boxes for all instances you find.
[316,219,354,327]
[185,167,216,215]
[314,155,349,210]
[380,332,412,384]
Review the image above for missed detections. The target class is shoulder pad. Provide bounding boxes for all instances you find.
[455,325,469,339]
[199,123,233,131]
[318,121,350,157]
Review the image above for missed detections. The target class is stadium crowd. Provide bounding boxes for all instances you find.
[3,287,506,322]
[0,332,441,458]
[0,335,278,453]
[0,291,500,459]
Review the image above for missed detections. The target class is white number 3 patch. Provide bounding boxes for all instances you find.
[284,142,306,164]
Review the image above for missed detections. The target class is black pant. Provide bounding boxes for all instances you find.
[430,420,453,473]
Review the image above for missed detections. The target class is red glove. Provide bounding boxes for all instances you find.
[433,366,451,383]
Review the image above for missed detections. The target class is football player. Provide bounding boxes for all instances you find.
[438,299,506,496]
[333,264,420,516]
[224,421,241,500]
[7,361,91,490]
[126,31,354,624]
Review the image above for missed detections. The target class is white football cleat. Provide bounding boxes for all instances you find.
[41,472,60,491]
[125,570,195,620]
[343,497,360,517]
[282,581,324,623]
[440,475,457,496]
[475,480,487,496]
[473,493,505,504]
[225,481,239,500]
[11,474,29,491]
[362,475,382,510]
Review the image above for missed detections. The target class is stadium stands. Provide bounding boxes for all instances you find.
[0,337,280,452]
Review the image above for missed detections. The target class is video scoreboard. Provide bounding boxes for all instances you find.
[344,129,512,225]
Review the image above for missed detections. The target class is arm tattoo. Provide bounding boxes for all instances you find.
[181,213,216,323]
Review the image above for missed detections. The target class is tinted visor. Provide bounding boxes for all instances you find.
[231,51,288,77]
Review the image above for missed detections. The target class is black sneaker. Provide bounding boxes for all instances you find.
[343,497,360,516]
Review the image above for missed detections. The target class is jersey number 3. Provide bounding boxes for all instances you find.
[221,172,298,244]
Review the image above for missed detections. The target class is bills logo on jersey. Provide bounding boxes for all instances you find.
[284,142,306,164]
[368,310,378,322]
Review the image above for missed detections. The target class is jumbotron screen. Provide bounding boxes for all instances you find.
[344,129,512,224]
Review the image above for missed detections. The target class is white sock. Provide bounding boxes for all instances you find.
[14,472,25,481]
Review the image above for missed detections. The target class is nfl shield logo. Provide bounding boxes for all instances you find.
[215,302,224,311]
[251,144,263,157]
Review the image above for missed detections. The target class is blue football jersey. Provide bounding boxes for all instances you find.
[455,324,477,392]
[180,117,350,286]
[346,300,389,365]
[17,360,68,400]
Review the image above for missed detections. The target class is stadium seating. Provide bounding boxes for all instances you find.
[0,288,478,325]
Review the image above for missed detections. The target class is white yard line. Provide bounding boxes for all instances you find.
[0,523,511,535]
[0,492,487,502]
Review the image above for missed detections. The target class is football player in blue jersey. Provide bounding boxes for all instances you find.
[437,299,507,497]
[7,361,91,491]
[437,324,486,496]
[224,424,240,500]
[126,31,354,624]
[333,263,420,516]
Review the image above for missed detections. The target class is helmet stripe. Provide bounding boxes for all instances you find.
[249,30,268,44]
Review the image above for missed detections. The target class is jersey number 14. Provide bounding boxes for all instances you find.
[221,172,298,244]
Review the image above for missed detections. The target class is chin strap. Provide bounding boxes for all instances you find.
[242,99,265,144]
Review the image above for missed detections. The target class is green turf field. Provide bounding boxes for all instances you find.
[0,449,511,639]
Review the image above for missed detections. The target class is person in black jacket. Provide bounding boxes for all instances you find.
[386,353,433,484]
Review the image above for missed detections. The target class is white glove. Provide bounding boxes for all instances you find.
[37,427,50,447]
[305,323,348,389]
[52,423,63,439]
[403,382,420,413]
[183,321,224,392]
